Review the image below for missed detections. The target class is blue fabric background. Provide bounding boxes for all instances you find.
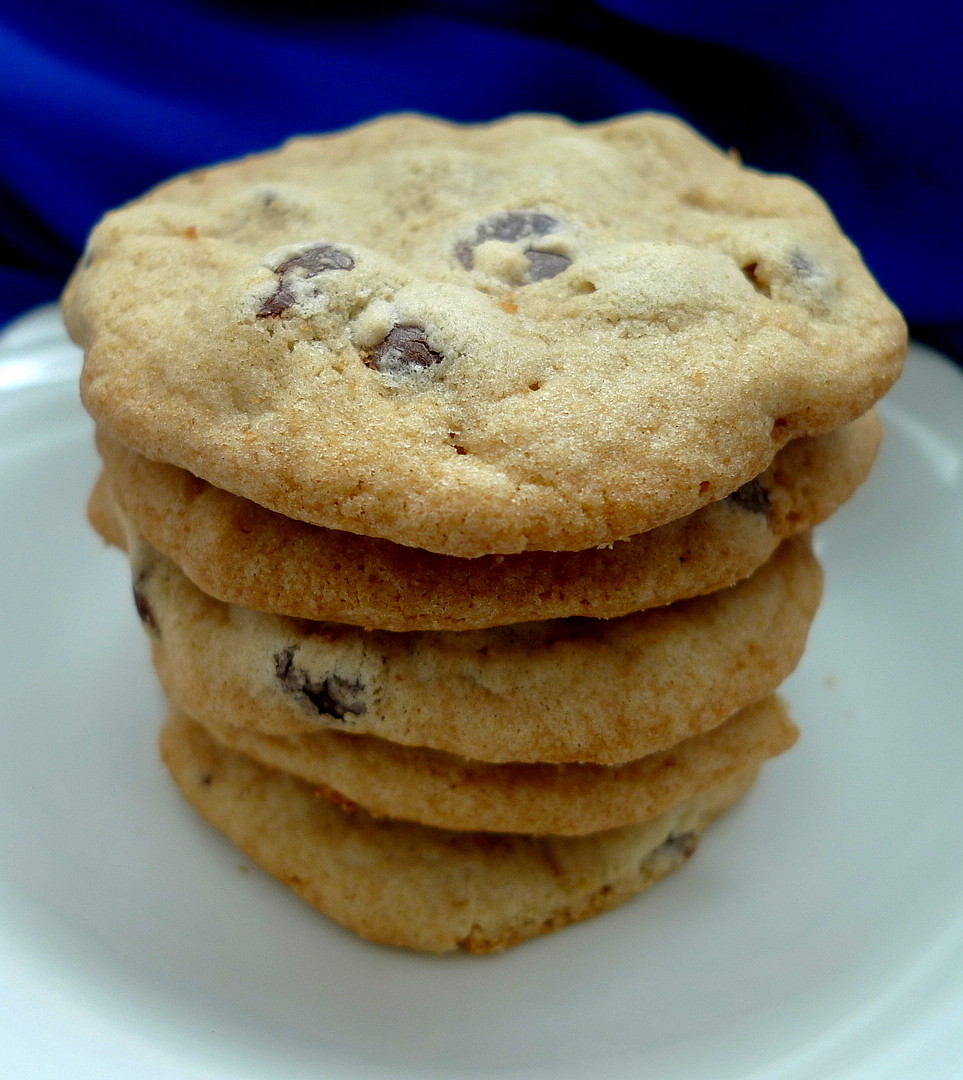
[1,1,961,358]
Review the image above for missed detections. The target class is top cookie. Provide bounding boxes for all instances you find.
[67,112,906,556]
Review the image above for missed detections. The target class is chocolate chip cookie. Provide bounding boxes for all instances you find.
[121,533,821,764]
[176,694,796,836]
[67,112,905,556]
[161,711,764,953]
[93,411,878,629]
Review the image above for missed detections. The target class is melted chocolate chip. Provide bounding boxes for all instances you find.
[524,249,571,282]
[132,576,159,636]
[659,831,698,858]
[277,245,354,277]
[257,243,354,317]
[456,210,563,271]
[727,477,771,516]
[274,646,367,721]
[475,211,559,246]
[363,325,444,376]
[259,288,297,318]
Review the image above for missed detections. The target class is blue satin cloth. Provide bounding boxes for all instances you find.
[2,1,961,358]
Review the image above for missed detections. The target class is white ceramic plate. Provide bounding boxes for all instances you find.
[1,308,962,1080]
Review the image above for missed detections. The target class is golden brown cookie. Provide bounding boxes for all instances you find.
[161,711,764,953]
[124,533,821,764]
[94,411,877,629]
[68,112,905,557]
[179,694,796,835]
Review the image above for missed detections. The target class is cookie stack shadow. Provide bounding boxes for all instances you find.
[87,409,881,953]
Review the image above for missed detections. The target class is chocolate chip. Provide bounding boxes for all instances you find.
[456,210,562,270]
[274,646,367,721]
[524,249,571,282]
[257,243,354,317]
[478,211,559,245]
[277,246,354,277]
[258,288,296,318]
[727,477,771,516]
[363,325,444,376]
[659,831,698,858]
[132,573,159,636]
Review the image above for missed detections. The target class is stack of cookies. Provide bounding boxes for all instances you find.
[66,113,905,953]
